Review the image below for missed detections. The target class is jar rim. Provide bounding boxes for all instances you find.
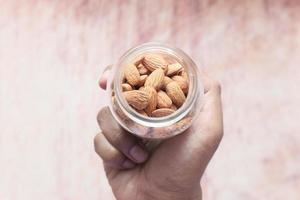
[110,42,203,128]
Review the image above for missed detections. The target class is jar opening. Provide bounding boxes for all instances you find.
[112,42,203,128]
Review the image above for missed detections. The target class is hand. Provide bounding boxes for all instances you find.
[94,68,223,200]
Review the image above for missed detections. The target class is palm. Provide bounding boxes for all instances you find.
[96,73,222,200]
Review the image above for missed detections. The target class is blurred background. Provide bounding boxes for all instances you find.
[0,0,299,199]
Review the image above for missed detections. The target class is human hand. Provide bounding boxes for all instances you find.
[94,67,223,200]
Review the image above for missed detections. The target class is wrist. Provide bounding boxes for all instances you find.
[142,185,202,200]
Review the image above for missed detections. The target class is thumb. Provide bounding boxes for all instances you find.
[147,73,223,184]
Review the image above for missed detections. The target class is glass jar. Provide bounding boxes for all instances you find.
[106,43,204,139]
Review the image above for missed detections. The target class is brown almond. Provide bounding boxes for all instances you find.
[166,63,183,76]
[157,90,172,108]
[170,104,177,111]
[137,110,148,117]
[124,64,140,86]
[139,86,145,90]
[137,64,149,75]
[162,76,173,90]
[166,82,186,107]
[134,56,144,66]
[144,68,164,90]
[142,86,158,115]
[151,108,175,117]
[142,55,167,72]
[123,90,150,110]
[172,75,189,94]
[122,83,133,91]
[138,75,148,86]
[179,71,189,82]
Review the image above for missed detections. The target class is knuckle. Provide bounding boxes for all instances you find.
[104,148,125,167]
[94,133,103,154]
[109,149,123,162]
[93,133,124,164]
[96,111,101,124]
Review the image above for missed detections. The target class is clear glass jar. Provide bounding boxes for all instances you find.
[107,43,204,139]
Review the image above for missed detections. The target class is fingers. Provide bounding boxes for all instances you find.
[96,65,149,169]
[202,78,223,134]
[198,70,223,139]
[94,133,136,169]
[98,65,112,90]
[147,74,223,181]
[198,69,221,95]
[97,107,149,164]
[197,75,223,151]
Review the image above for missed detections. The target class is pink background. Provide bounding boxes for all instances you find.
[1,0,300,199]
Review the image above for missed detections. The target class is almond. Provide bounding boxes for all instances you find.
[162,76,173,90]
[134,56,144,66]
[122,83,133,91]
[137,64,149,75]
[142,54,167,72]
[166,63,183,76]
[124,64,140,86]
[138,75,148,86]
[139,86,145,90]
[142,86,158,115]
[123,90,150,110]
[157,90,172,108]
[170,104,177,111]
[179,70,189,82]
[166,82,186,107]
[172,75,189,94]
[121,53,189,118]
[137,110,148,117]
[151,108,175,117]
[144,68,164,90]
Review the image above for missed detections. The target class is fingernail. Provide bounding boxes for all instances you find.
[129,145,148,163]
[98,67,111,89]
[122,159,136,169]
[98,75,108,89]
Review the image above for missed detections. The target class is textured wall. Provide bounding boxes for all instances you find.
[0,0,300,199]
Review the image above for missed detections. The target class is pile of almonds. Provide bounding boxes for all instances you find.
[121,54,189,117]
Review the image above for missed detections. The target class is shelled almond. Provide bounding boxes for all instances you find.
[172,75,189,94]
[121,54,189,117]
[151,108,175,117]
[124,64,140,86]
[157,91,172,108]
[142,86,158,115]
[142,55,168,72]
[122,83,133,91]
[166,82,186,107]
